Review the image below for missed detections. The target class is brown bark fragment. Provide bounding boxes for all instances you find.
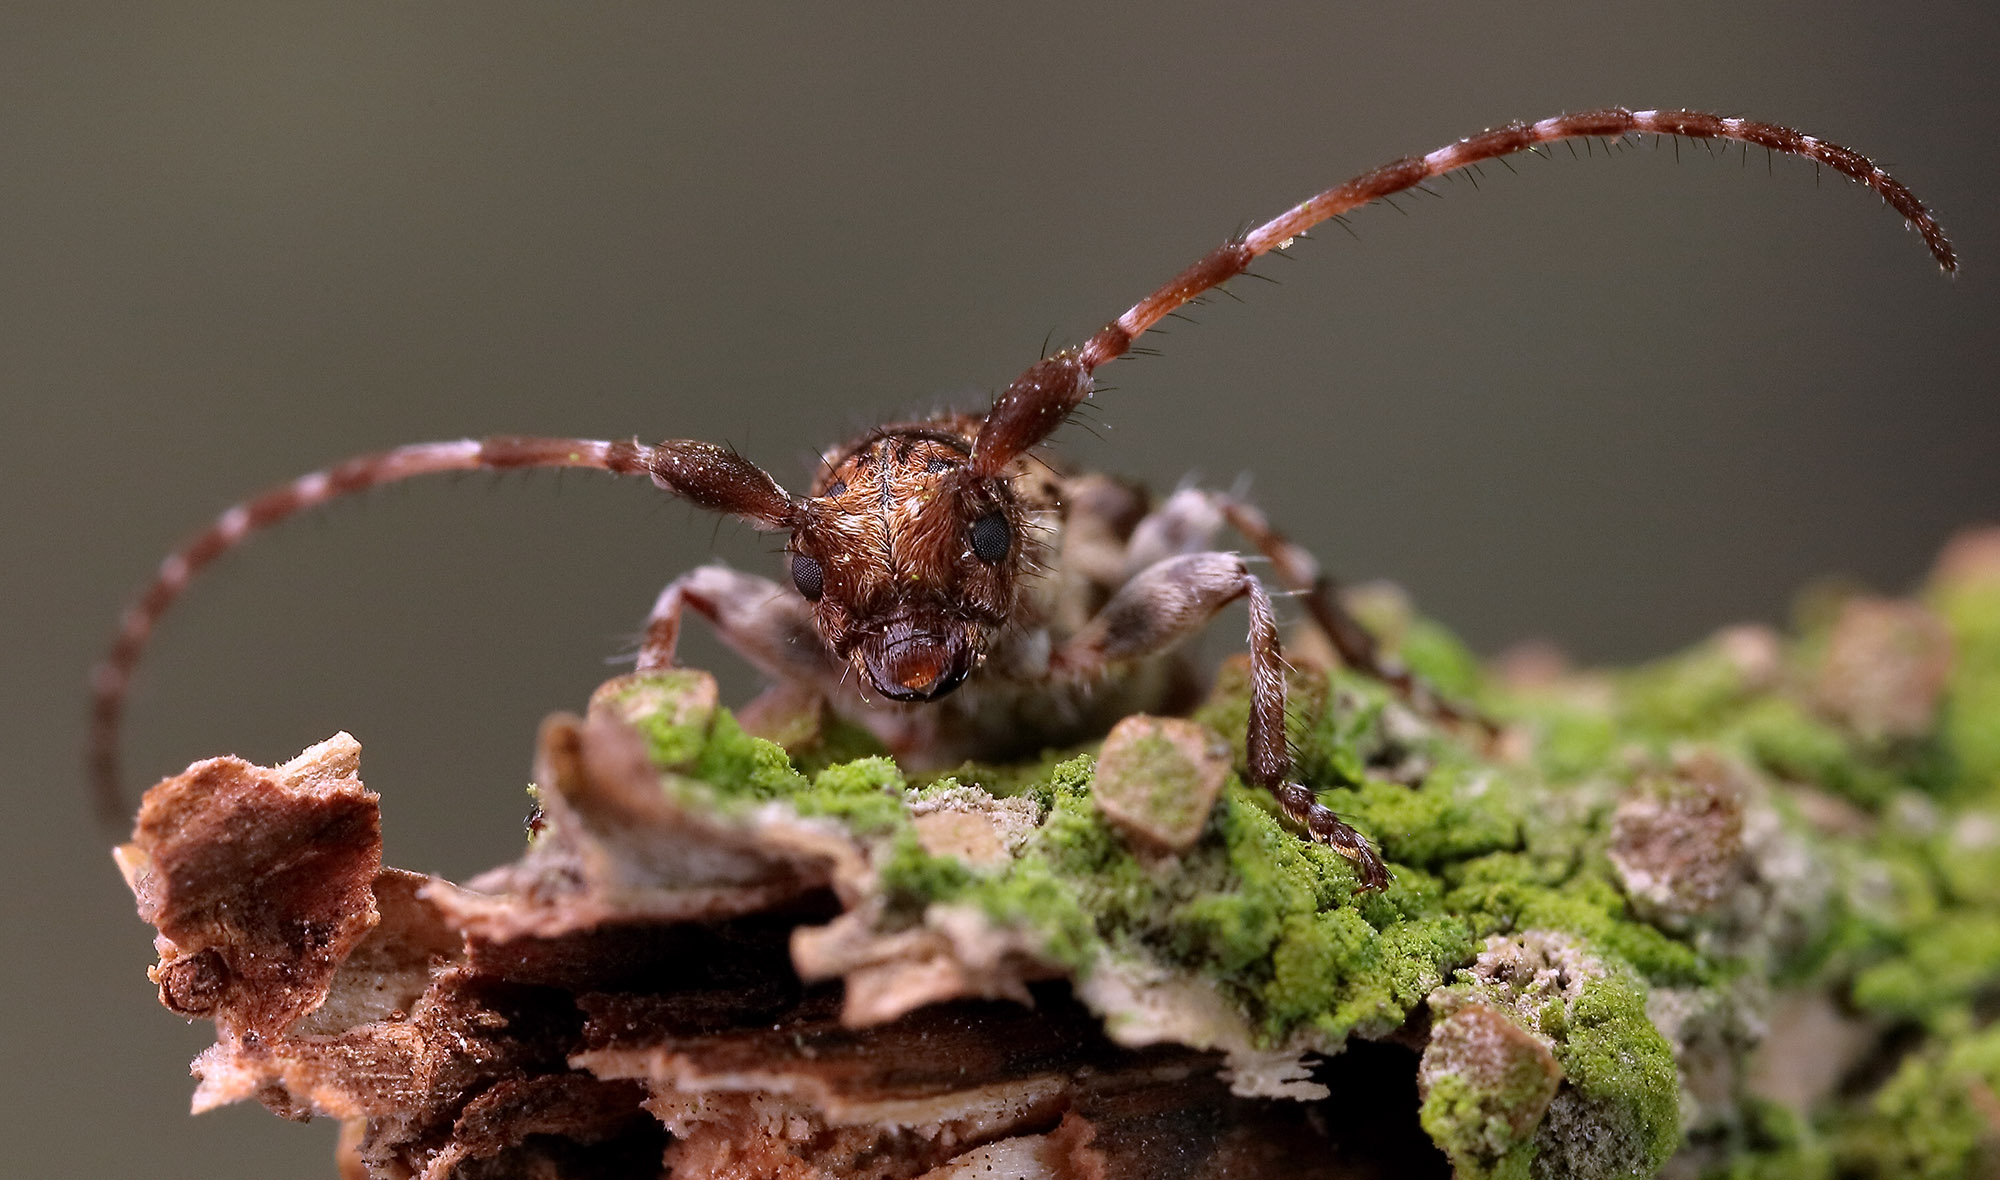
[120,685,1445,1178]
[1609,751,1749,921]
[1814,596,1953,742]
[1092,715,1231,854]
[116,733,383,1037]
[1417,1001,1562,1151]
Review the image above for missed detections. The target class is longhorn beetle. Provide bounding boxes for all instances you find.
[90,108,1955,891]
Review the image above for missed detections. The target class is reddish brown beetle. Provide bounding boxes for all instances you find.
[91,108,1954,890]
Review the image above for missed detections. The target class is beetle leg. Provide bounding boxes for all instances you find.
[637,565,841,690]
[1050,473,1151,631]
[1120,486,1229,575]
[1151,489,1493,737]
[1053,552,1390,889]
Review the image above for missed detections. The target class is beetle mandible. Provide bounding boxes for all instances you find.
[90,108,1956,891]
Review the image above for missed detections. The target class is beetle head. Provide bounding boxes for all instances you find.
[788,426,1023,701]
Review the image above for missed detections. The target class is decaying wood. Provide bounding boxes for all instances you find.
[117,685,1440,1179]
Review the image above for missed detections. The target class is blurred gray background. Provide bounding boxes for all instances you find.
[3,4,1993,1175]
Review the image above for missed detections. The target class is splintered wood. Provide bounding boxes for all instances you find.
[118,686,1436,1179]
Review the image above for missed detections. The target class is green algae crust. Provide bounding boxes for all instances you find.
[592,529,2000,1179]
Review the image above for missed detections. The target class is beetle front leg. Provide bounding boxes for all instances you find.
[1055,552,1390,890]
[637,565,842,691]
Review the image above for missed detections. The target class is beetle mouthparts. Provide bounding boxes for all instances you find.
[861,629,974,702]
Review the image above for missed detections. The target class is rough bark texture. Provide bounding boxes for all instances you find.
[120,526,2000,1179]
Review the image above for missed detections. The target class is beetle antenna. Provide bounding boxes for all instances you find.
[968,108,1953,478]
[89,435,794,824]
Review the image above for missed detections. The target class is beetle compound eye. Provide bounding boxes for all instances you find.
[791,553,825,600]
[971,512,1011,563]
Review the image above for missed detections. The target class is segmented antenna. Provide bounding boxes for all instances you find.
[1084,108,1953,366]
[89,437,658,823]
[970,108,1953,478]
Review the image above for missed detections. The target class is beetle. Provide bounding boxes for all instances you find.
[90,108,1954,891]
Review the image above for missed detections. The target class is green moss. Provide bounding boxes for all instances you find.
[966,857,1103,970]
[986,750,1100,811]
[1169,786,1326,972]
[1160,791,1472,1042]
[1933,575,2000,801]
[1338,914,1477,1037]
[1420,1069,1541,1180]
[1935,813,2000,910]
[595,543,2000,1179]
[1447,855,1706,987]
[1619,637,1767,736]
[1524,702,1624,784]
[875,829,975,918]
[692,710,812,803]
[1838,1022,2000,1180]
[787,711,893,778]
[1707,1098,1833,1180]
[612,669,721,772]
[1399,617,1487,702]
[1329,761,1521,868]
[1427,948,1680,1178]
[873,757,1120,971]
[1728,696,1904,806]
[1851,911,2000,1028]
[912,747,1092,801]
[1554,967,1684,1175]
[792,755,909,837]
